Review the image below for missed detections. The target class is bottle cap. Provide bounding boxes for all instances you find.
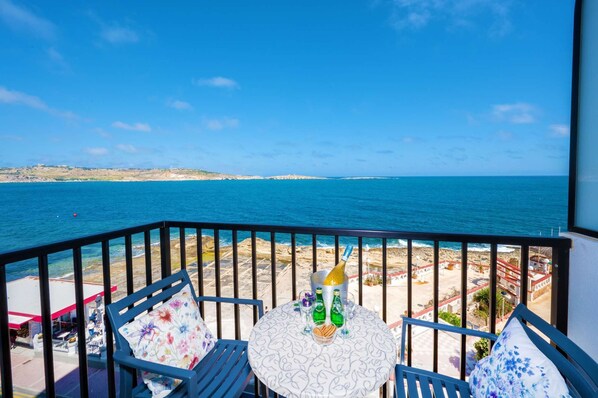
[333,289,340,295]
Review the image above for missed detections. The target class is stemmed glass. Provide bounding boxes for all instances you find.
[340,292,356,339]
[298,290,315,335]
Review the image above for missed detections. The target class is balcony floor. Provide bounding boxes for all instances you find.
[9,346,114,397]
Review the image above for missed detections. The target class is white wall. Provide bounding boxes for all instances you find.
[565,0,598,364]
[561,232,598,361]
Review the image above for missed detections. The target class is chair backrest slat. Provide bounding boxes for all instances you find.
[121,282,187,322]
[109,271,189,313]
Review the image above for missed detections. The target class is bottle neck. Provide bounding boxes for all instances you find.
[341,246,353,262]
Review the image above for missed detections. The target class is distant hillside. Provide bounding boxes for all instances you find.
[0,165,252,182]
[0,166,324,182]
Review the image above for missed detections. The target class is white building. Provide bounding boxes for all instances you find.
[7,276,116,352]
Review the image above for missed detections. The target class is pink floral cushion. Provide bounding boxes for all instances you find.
[118,285,216,398]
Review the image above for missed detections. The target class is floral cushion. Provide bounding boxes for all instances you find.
[118,285,216,398]
[469,318,571,398]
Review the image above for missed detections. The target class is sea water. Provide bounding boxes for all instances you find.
[0,176,567,279]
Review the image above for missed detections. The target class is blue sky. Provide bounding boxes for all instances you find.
[0,0,574,177]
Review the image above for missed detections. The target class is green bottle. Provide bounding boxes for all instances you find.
[330,289,344,327]
[313,287,326,323]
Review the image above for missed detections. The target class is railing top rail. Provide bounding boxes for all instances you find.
[166,221,572,248]
[0,220,571,266]
[0,221,165,265]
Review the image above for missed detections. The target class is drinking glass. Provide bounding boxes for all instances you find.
[298,290,314,335]
[340,292,356,339]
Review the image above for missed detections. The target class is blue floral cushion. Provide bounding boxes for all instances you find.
[119,285,216,398]
[469,318,571,398]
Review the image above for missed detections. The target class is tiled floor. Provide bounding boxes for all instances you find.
[9,346,113,397]
[9,351,389,397]
[9,344,391,397]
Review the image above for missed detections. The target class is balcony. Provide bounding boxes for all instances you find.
[0,221,571,397]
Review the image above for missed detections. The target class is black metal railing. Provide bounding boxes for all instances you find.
[0,221,571,398]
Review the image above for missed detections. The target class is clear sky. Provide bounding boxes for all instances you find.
[0,0,574,177]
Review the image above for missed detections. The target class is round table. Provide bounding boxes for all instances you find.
[248,301,397,398]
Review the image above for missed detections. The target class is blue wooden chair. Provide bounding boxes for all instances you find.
[106,270,264,398]
[395,304,598,398]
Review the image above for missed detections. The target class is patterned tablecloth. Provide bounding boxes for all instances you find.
[248,301,397,398]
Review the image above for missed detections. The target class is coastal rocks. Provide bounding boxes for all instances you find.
[78,234,527,309]
[266,175,324,180]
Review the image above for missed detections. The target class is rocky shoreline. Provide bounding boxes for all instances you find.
[79,234,526,300]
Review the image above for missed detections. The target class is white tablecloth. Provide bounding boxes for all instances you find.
[248,301,397,398]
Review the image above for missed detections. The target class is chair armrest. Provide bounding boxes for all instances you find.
[197,296,264,319]
[113,351,196,381]
[399,316,498,364]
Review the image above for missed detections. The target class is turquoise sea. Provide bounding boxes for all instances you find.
[0,176,567,279]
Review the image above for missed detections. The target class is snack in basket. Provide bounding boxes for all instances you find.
[313,324,336,337]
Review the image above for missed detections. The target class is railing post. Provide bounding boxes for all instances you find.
[270,232,277,309]
[101,240,117,398]
[214,229,222,339]
[251,231,258,324]
[144,230,153,287]
[358,237,363,307]
[291,233,297,301]
[0,265,13,398]
[125,235,134,297]
[407,239,413,368]
[37,255,55,397]
[73,247,89,398]
[382,238,387,323]
[160,225,172,278]
[312,234,318,273]
[489,244,498,335]
[232,230,241,340]
[197,228,204,316]
[552,246,570,335]
[432,241,439,373]
[179,227,187,269]
[459,242,468,380]
[520,245,530,306]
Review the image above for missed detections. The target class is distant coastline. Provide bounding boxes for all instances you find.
[0,165,326,183]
